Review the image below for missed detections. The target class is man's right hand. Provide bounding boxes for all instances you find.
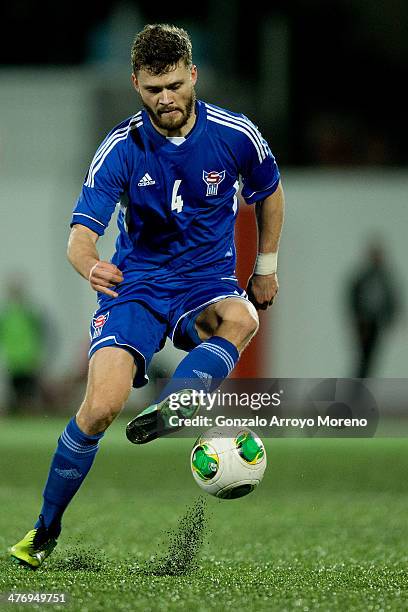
[88,261,124,298]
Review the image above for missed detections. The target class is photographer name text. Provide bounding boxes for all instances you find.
[168,415,368,429]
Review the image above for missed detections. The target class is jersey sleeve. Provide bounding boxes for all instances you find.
[71,125,129,235]
[238,116,280,204]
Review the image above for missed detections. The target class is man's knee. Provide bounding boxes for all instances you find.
[232,309,258,338]
[216,299,259,342]
[77,395,126,434]
[76,347,135,435]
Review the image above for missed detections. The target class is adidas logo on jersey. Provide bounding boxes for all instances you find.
[138,173,156,186]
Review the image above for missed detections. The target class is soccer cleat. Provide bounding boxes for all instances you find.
[126,388,200,444]
[9,516,58,569]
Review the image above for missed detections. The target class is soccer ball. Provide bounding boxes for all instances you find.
[190,427,267,499]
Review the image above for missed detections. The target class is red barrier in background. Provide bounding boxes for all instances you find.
[233,203,269,378]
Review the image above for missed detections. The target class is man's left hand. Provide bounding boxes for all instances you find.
[246,273,279,311]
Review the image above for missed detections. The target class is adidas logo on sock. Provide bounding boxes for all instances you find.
[138,173,156,186]
[193,370,213,391]
[54,468,82,479]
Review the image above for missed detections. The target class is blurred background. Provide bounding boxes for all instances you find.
[0,0,407,414]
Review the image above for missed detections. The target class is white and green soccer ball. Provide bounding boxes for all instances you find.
[190,427,267,499]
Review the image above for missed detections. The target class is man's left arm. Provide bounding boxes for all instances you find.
[246,180,285,310]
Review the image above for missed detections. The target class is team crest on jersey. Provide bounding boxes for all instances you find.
[202,170,225,196]
[92,312,110,338]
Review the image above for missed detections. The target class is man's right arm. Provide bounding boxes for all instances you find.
[67,224,123,298]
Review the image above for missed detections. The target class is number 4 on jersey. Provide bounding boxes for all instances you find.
[171,180,184,213]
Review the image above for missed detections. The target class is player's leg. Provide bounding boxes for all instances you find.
[157,297,258,390]
[9,347,135,569]
[195,296,259,352]
[76,346,136,434]
[126,295,259,444]
[150,297,258,395]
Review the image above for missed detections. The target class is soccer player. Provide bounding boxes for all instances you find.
[9,23,284,568]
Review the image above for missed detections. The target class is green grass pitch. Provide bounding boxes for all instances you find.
[0,417,407,611]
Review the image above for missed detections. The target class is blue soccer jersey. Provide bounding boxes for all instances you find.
[71,100,280,283]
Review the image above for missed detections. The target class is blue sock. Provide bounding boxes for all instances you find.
[35,417,104,535]
[158,336,239,400]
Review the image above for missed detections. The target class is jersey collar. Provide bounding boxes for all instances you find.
[141,100,206,152]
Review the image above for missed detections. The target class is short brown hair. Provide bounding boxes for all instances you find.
[131,24,192,75]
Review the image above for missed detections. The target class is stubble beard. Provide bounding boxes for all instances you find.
[144,89,196,134]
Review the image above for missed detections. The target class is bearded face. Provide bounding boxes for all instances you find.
[133,61,198,136]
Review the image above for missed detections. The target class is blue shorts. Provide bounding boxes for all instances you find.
[88,275,248,387]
